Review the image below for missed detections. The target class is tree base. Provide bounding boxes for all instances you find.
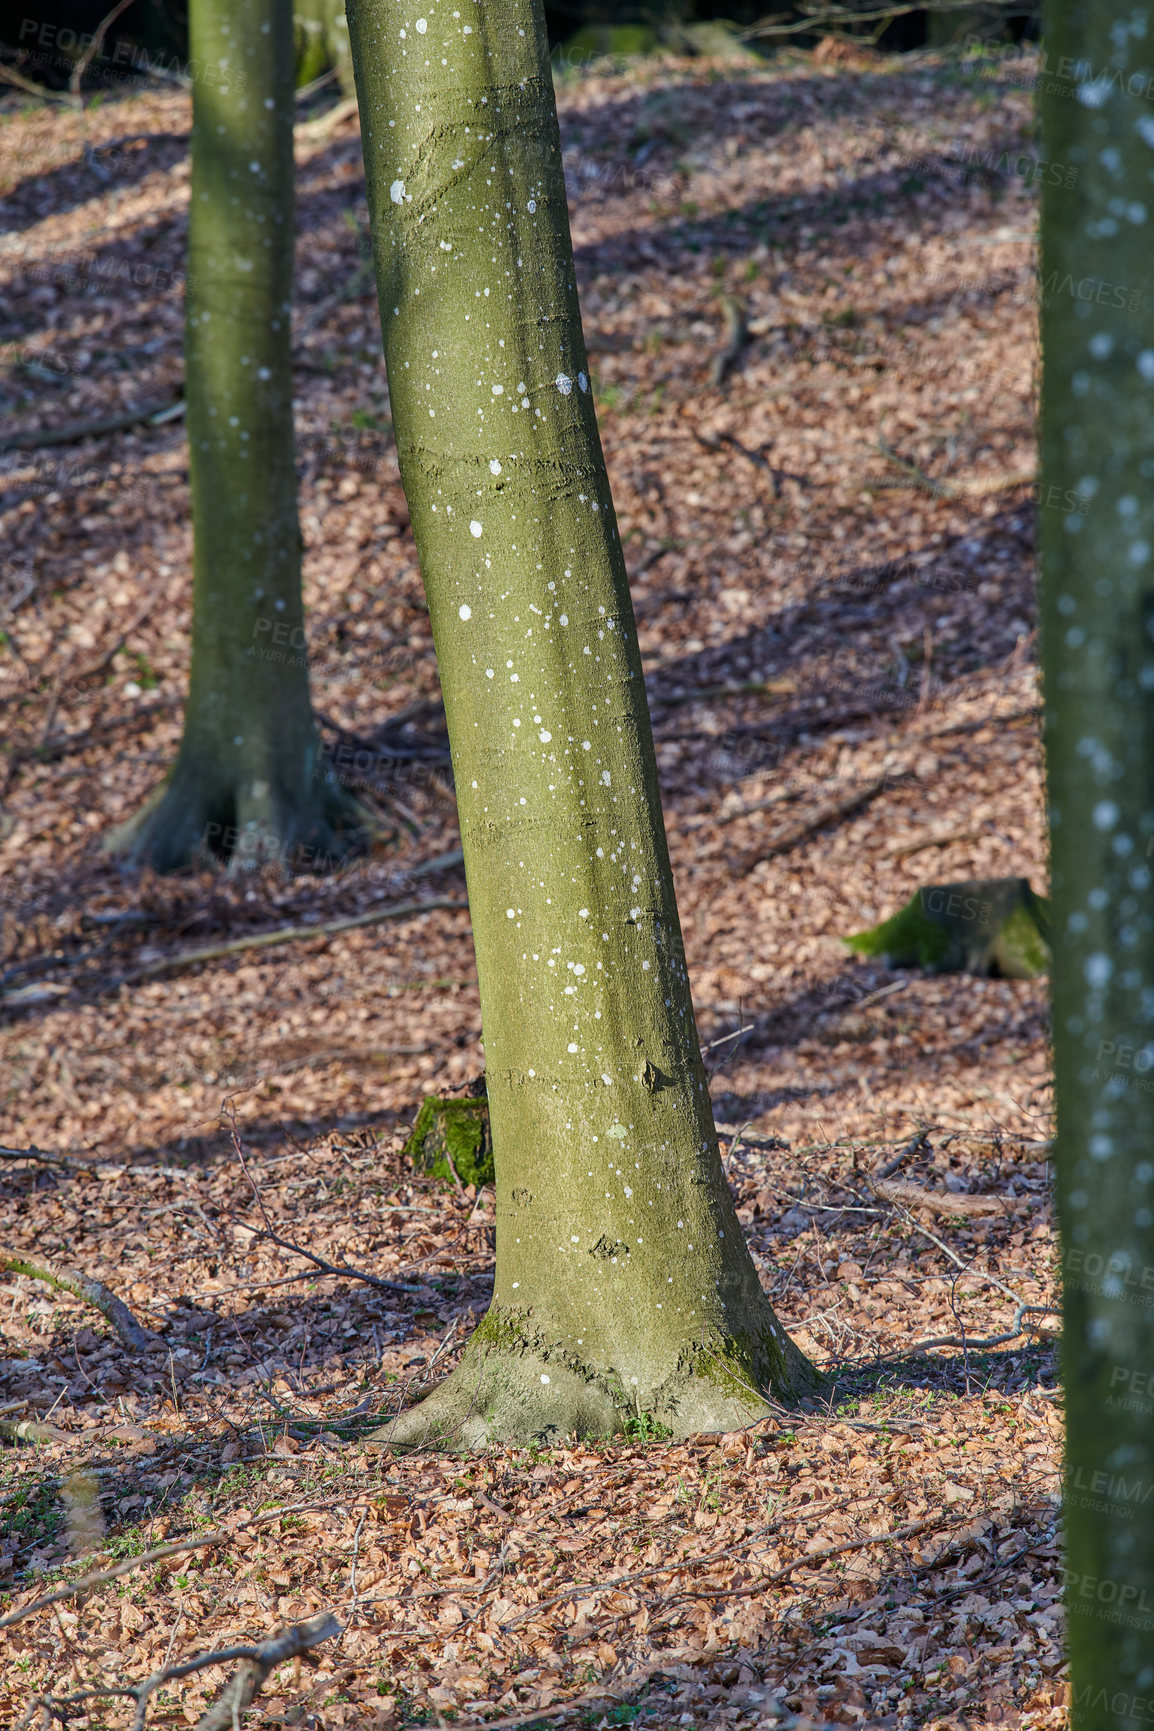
[105,752,377,876]
[366,1325,821,1451]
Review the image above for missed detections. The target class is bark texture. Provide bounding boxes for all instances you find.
[347,0,819,1446]
[107,0,365,875]
[1040,4,1154,1719]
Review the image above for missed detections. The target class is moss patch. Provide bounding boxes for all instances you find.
[404,1089,493,1188]
[844,877,1050,979]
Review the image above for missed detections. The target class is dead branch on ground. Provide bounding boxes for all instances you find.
[0,397,183,456]
[15,1610,341,1731]
[0,1493,380,1632]
[739,775,890,873]
[123,895,469,982]
[225,1111,422,1297]
[0,1252,152,1350]
[68,0,134,103]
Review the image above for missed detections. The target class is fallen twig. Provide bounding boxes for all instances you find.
[122,896,469,982]
[489,1504,853,1631]
[866,441,1035,500]
[225,1111,421,1297]
[714,1123,790,1152]
[230,1214,423,1292]
[0,1415,68,1446]
[7,695,184,767]
[888,828,982,859]
[874,1127,931,1182]
[920,702,1040,740]
[0,1252,152,1350]
[909,1299,1059,1355]
[15,1610,341,1731]
[0,1495,369,1631]
[873,1178,1020,1218]
[670,1510,974,1605]
[0,1143,206,1180]
[0,60,73,102]
[496,1491,941,1634]
[0,396,183,455]
[740,776,890,874]
[648,675,795,709]
[296,95,359,137]
[881,1198,1060,1330]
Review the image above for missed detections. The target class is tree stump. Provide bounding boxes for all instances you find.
[844,877,1050,979]
[404,1082,493,1188]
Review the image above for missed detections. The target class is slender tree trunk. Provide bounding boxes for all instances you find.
[347,0,818,1445]
[107,0,365,875]
[294,0,356,98]
[1040,5,1154,1717]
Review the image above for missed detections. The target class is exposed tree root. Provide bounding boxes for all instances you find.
[366,1325,820,1451]
[104,752,374,876]
[0,1252,152,1350]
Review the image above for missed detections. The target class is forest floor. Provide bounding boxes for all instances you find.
[0,36,1066,1731]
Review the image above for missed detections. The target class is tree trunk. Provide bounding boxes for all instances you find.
[295,0,356,98]
[1040,5,1154,1717]
[106,0,365,875]
[347,0,819,1446]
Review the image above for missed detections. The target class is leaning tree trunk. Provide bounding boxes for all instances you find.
[347,0,819,1446]
[1040,3,1154,1719]
[106,0,365,875]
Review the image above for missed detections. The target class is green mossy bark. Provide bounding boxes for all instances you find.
[844,878,1051,979]
[347,0,819,1448]
[106,0,366,876]
[1039,3,1154,1719]
[405,1093,494,1188]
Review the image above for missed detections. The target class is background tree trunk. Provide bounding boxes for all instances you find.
[1040,3,1154,1716]
[294,0,356,98]
[107,0,365,875]
[347,0,818,1446]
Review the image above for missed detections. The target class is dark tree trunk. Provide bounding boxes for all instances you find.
[1040,1,1154,1717]
[107,0,366,875]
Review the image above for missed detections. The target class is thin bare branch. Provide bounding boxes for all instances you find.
[18,1612,340,1731]
[69,0,135,101]
[0,1496,367,1632]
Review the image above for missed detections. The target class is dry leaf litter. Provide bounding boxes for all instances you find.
[0,40,1063,1731]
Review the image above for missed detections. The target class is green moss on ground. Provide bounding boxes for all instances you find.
[844,877,1050,979]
